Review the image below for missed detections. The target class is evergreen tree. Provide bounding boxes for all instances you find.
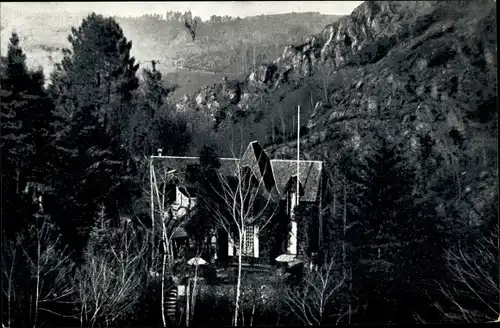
[1,32,56,236]
[45,14,142,249]
[1,32,35,195]
[47,104,138,249]
[185,145,222,250]
[127,63,181,157]
[49,13,139,144]
[338,128,446,323]
[141,62,175,119]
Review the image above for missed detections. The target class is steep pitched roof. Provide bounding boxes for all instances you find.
[241,141,276,191]
[151,141,323,203]
[271,159,323,202]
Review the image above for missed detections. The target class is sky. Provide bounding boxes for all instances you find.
[1,1,363,20]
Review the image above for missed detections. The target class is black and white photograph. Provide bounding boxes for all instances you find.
[0,1,498,326]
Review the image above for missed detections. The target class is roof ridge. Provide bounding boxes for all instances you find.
[270,159,323,163]
[151,156,240,160]
[151,157,322,164]
[152,156,199,159]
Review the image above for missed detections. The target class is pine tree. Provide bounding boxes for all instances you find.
[185,145,222,248]
[48,104,137,244]
[1,32,56,236]
[50,13,139,144]
[1,32,34,195]
[340,130,441,323]
[141,62,174,119]
[45,14,142,246]
[127,63,179,157]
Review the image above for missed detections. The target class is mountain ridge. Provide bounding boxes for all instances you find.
[0,9,341,79]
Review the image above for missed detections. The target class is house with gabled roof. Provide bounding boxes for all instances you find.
[151,140,323,265]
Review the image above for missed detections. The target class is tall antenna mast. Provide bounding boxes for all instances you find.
[297,105,300,205]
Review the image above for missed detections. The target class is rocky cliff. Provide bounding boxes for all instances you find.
[175,1,496,133]
[263,0,497,156]
[175,0,497,229]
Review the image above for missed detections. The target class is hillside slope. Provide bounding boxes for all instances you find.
[118,12,341,72]
[177,1,496,121]
[0,9,340,78]
[176,0,497,227]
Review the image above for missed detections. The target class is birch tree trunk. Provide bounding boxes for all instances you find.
[186,279,191,327]
[2,239,17,328]
[33,215,41,328]
[191,262,200,325]
[161,245,167,327]
[234,234,243,326]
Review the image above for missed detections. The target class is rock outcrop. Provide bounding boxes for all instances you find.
[175,1,496,133]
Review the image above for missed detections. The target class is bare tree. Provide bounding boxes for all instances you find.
[146,160,196,327]
[320,168,356,324]
[74,218,147,327]
[185,246,205,327]
[18,214,76,327]
[1,235,19,328]
[435,225,499,323]
[283,256,347,326]
[202,151,278,326]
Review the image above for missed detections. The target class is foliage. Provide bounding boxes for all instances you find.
[295,203,320,257]
[1,32,56,233]
[50,13,139,133]
[47,104,137,244]
[116,11,339,74]
[321,126,451,323]
[43,13,145,248]
[184,145,221,251]
[128,106,192,158]
[1,1,497,326]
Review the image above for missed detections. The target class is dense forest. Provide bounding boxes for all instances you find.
[117,10,341,74]
[1,1,498,327]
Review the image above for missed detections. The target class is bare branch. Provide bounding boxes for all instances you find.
[75,221,148,327]
[435,226,499,323]
[283,255,347,325]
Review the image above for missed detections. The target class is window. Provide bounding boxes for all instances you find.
[233,225,259,257]
[244,225,254,256]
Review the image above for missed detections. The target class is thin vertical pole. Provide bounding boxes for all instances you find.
[318,163,323,255]
[150,158,155,270]
[297,105,300,205]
